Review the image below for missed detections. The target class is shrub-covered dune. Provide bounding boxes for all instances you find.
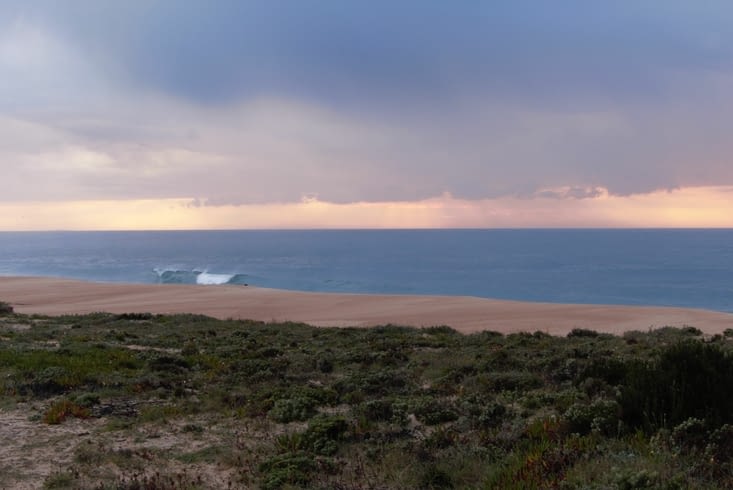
[2,306,733,488]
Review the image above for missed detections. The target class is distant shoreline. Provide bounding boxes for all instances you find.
[1,276,732,336]
[3,229,733,313]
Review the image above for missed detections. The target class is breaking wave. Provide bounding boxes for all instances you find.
[153,268,251,286]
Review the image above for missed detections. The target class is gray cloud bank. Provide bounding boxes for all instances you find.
[2,1,733,205]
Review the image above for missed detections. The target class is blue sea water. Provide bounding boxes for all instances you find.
[0,229,732,312]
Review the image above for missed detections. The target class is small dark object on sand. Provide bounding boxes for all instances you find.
[0,301,13,314]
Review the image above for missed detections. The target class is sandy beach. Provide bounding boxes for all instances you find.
[1,276,732,336]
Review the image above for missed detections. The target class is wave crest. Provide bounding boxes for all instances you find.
[153,268,249,286]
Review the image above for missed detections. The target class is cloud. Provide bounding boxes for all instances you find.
[8,1,733,108]
[4,89,733,206]
[0,15,110,111]
[2,2,733,219]
[534,186,609,200]
[3,186,733,231]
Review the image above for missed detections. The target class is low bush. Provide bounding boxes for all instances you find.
[579,358,628,386]
[612,468,660,490]
[359,398,395,422]
[567,328,599,338]
[43,398,90,424]
[706,424,733,467]
[73,392,100,408]
[670,417,708,454]
[268,396,317,423]
[0,301,13,315]
[487,371,544,391]
[42,470,77,489]
[259,451,318,490]
[419,465,454,489]
[477,401,507,428]
[564,399,620,435]
[412,398,458,426]
[300,415,349,456]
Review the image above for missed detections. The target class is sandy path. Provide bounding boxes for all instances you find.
[0,406,96,490]
[1,276,732,336]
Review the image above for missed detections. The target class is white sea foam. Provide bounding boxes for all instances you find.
[196,272,235,285]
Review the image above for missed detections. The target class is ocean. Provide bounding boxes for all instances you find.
[0,229,732,312]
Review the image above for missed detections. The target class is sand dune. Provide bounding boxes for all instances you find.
[1,276,732,336]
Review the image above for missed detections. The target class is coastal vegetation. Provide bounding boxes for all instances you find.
[0,300,13,314]
[1,306,733,488]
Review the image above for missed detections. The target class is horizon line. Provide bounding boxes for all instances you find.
[2,226,733,233]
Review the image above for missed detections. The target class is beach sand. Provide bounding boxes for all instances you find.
[1,276,732,336]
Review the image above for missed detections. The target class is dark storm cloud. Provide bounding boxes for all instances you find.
[12,1,733,107]
[3,1,733,204]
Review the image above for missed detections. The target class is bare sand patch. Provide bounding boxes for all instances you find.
[0,403,251,489]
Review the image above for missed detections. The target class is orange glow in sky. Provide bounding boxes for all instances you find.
[2,186,732,231]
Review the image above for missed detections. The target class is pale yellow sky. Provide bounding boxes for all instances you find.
[2,186,732,231]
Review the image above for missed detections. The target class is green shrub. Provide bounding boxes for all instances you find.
[620,341,733,432]
[419,465,454,489]
[670,417,708,454]
[300,415,349,456]
[316,357,333,373]
[42,470,77,489]
[564,399,620,435]
[335,369,409,397]
[355,397,407,426]
[259,451,317,490]
[108,472,206,490]
[268,396,317,423]
[706,424,733,466]
[680,326,703,336]
[488,371,544,392]
[424,426,457,449]
[359,398,395,422]
[181,341,199,356]
[412,398,458,426]
[423,325,459,335]
[32,366,71,396]
[73,392,100,408]
[477,401,507,428]
[612,468,659,490]
[663,421,733,480]
[229,358,288,380]
[149,355,191,373]
[579,358,628,386]
[114,312,154,321]
[0,301,13,315]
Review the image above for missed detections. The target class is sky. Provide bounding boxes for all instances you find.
[2,1,733,229]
